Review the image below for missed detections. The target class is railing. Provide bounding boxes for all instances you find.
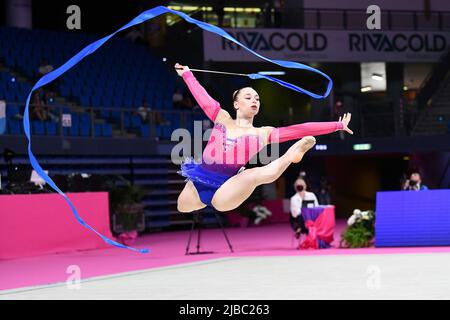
[2,96,421,140]
[351,98,419,138]
[2,102,203,139]
[417,49,450,109]
[169,6,450,31]
[409,49,450,133]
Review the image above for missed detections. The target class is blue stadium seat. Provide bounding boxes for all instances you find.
[164,99,173,109]
[0,26,177,138]
[79,122,90,136]
[131,115,141,128]
[8,119,21,134]
[163,125,172,139]
[32,121,45,135]
[123,113,131,128]
[79,95,90,106]
[6,105,20,118]
[46,121,57,135]
[68,113,79,128]
[80,113,91,126]
[111,111,120,121]
[155,124,161,137]
[103,123,112,137]
[100,110,110,119]
[94,123,102,137]
[71,123,79,136]
[140,125,149,137]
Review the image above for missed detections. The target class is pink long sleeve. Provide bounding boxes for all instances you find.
[182,71,221,122]
[268,122,344,143]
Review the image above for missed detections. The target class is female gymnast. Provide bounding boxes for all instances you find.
[175,63,353,213]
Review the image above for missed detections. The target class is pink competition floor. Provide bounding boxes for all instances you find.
[2,221,450,291]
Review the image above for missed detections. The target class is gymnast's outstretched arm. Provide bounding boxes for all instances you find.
[176,63,229,123]
[266,113,353,144]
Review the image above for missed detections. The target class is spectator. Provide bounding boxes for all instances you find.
[214,0,225,27]
[125,27,145,44]
[137,100,151,122]
[290,178,319,238]
[318,177,331,205]
[172,88,184,108]
[37,60,56,91]
[0,100,5,135]
[256,12,265,28]
[333,100,344,119]
[273,0,283,28]
[44,92,59,123]
[31,92,47,121]
[173,88,195,110]
[402,171,429,191]
[38,59,54,77]
[44,91,55,105]
[263,2,273,27]
[154,111,168,126]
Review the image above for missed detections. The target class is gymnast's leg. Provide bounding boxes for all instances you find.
[177,180,207,212]
[211,136,316,212]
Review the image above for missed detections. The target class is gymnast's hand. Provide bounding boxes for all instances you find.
[175,63,190,77]
[339,112,354,135]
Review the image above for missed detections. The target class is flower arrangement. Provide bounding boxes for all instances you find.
[340,209,375,248]
[107,176,146,244]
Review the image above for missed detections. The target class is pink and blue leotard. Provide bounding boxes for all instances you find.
[179,71,343,207]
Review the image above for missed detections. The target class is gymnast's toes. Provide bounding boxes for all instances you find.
[299,136,316,152]
[289,136,316,163]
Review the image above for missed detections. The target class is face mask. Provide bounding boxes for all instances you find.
[296,185,305,192]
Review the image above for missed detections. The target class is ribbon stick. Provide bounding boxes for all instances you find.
[24,6,333,253]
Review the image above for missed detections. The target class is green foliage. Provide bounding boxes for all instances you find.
[341,210,375,248]
[107,175,146,232]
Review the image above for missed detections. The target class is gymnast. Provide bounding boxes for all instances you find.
[175,63,353,213]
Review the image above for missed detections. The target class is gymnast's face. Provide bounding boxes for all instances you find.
[233,87,260,116]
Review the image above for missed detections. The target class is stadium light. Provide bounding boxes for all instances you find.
[371,73,383,81]
[353,144,372,151]
[315,144,328,151]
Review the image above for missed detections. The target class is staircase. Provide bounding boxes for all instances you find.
[412,72,450,135]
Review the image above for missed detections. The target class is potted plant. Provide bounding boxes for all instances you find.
[108,176,146,246]
[234,186,271,227]
[340,209,375,248]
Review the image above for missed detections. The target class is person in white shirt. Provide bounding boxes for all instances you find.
[290,177,319,238]
[38,60,54,76]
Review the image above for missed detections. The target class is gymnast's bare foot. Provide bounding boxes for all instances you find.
[289,136,316,163]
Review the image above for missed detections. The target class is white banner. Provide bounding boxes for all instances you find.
[203,29,450,62]
[62,114,72,127]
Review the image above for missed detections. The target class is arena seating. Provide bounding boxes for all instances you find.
[0,26,201,139]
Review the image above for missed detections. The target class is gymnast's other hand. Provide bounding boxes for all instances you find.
[338,112,354,135]
[175,63,190,77]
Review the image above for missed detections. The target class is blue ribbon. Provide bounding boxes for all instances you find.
[24,6,333,254]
